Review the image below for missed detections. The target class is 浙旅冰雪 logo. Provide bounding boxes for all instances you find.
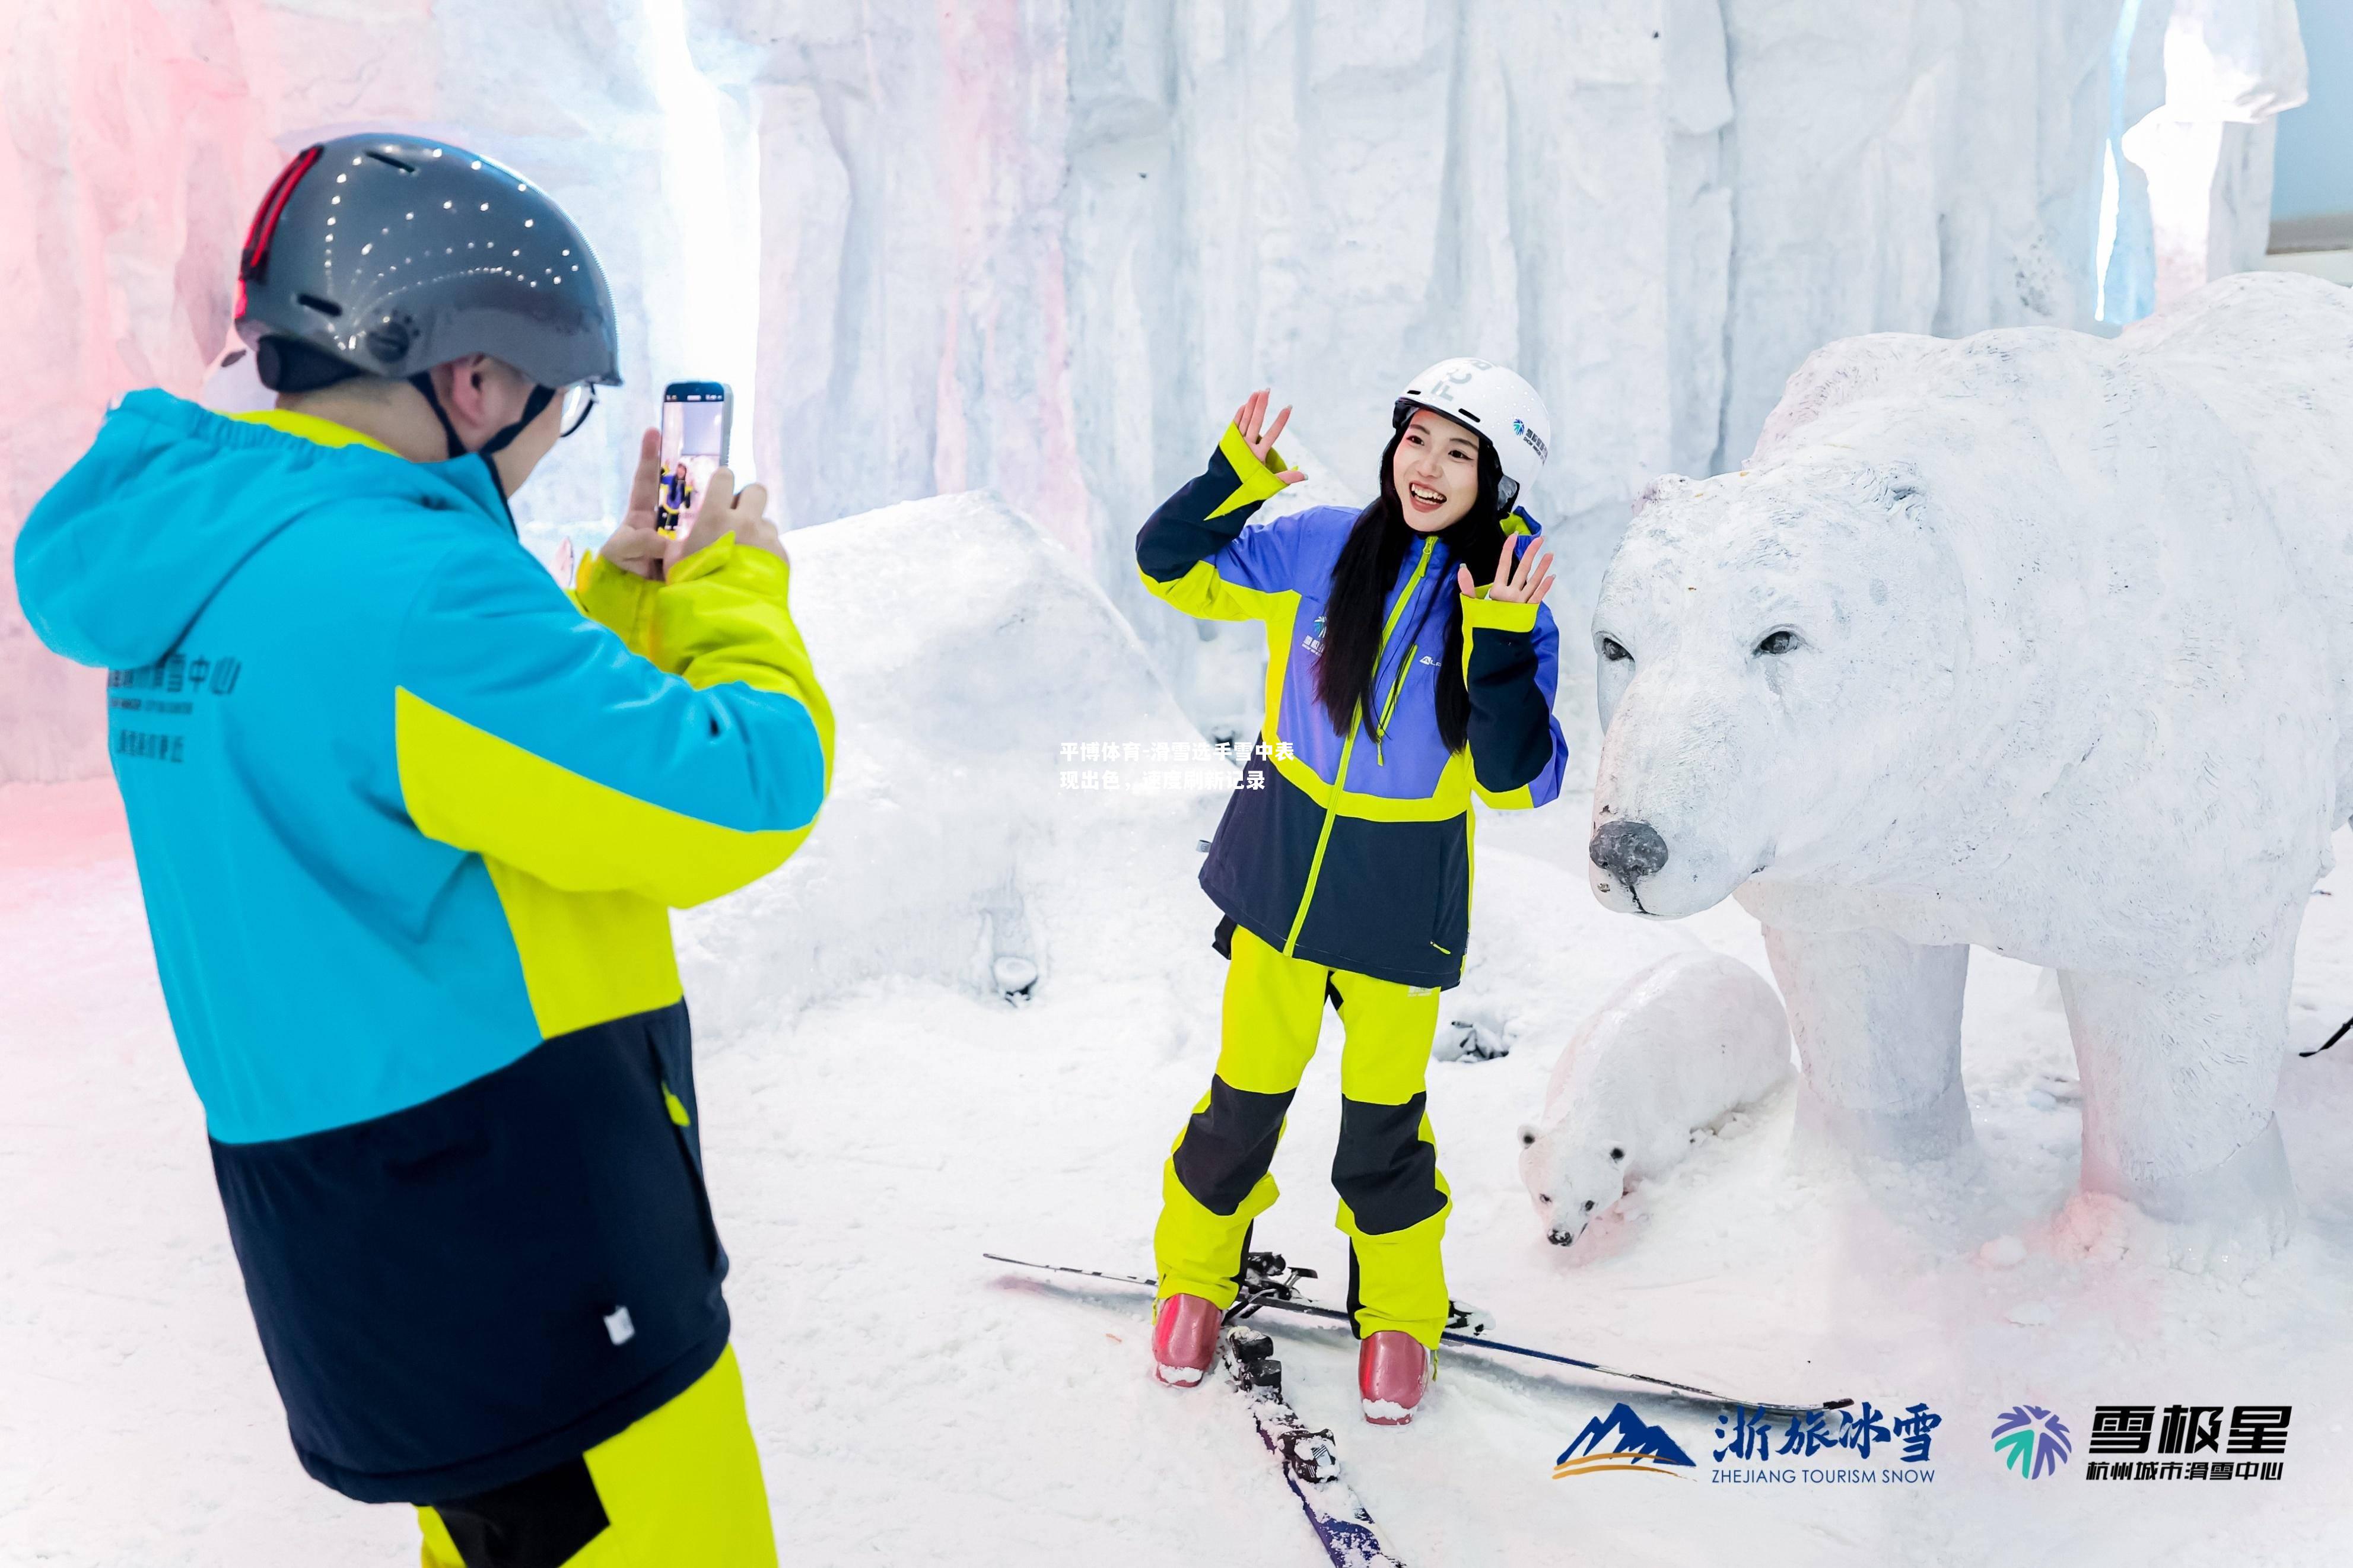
[1554,1402,1696,1478]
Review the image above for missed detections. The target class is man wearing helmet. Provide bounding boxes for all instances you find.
[14,136,826,1564]
[1134,361,1570,1424]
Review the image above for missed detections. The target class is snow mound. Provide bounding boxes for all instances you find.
[673,491,1229,1041]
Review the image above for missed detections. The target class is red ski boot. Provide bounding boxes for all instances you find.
[1357,1331,1430,1425]
[1151,1293,1222,1388]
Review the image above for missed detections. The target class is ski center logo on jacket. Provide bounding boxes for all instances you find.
[1136,422,1569,990]
[11,392,834,1504]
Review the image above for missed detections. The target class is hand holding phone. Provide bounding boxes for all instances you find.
[672,465,784,565]
[596,428,672,580]
[655,382,730,536]
[596,431,786,581]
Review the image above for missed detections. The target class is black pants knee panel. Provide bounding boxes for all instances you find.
[1331,1093,1444,1235]
[1171,1076,1295,1216]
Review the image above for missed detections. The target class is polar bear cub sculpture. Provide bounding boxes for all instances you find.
[1586,272,2353,1258]
[1519,950,1789,1245]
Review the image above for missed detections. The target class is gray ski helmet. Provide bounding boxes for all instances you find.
[235,133,622,393]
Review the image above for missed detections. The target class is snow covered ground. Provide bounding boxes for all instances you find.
[8,494,2353,1564]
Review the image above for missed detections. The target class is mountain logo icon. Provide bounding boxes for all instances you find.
[1553,1402,1697,1478]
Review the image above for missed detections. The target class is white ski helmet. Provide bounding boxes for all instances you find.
[1394,358,1550,511]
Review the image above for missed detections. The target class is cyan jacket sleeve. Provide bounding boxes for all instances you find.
[1458,591,1568,809]
[394,533,834,907]
[1135,423,1303,621]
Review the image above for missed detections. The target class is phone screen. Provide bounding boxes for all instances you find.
[657,383,730,533]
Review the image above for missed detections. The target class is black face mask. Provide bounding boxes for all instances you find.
[408,372,555,507]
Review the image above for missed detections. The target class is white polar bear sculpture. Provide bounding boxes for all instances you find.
[1586,272,2353,1259]
[1519,950,1791,1246]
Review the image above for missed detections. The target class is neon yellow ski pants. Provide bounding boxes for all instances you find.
[1154,923,1452,1347]
[418,1344,775,1567]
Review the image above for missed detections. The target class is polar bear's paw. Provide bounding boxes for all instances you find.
[2066,1118,2298,1274]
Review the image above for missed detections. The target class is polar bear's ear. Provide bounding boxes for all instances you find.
[1631,474,1694,518]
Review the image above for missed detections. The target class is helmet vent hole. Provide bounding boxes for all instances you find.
[364,151,417,174]
[295,292,344,318]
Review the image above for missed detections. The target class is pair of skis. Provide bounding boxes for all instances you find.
[986,1249,1852,1568]
[985,1249,1852,1413]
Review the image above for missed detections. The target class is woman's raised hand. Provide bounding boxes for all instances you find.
[1461,535,1556,606]
[1235,389,1307,485]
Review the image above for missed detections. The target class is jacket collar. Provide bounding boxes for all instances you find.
[222,399,513,527]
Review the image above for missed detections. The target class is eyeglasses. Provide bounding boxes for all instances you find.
[559,382,597,438]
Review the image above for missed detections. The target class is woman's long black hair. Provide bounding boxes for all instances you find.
[1312,424,1511,754]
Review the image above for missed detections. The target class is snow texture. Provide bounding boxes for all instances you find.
[1590,271,2353,1260]
[2,0,2220,782]
[1517,950,1791,1246]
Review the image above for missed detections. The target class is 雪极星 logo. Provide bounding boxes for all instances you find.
[1990,1405,2072,1479]
[2082,1403,2290,1483]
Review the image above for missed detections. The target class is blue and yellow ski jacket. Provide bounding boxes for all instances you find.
[1138,425,1568,990]
[13,392,832,1503]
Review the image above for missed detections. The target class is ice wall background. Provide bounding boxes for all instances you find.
[0,0,2311,782]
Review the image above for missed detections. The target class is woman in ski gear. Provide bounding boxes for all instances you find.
[1137,361,1569,1424]
[14,133,822,1564]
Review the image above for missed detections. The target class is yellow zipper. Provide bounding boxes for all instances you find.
[1373,640,1418,767]
[1283,537,1436,956]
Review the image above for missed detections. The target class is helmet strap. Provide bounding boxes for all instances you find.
[408,371,469,460]
[407,373,555,504]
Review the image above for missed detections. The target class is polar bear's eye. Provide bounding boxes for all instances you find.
[1610,1147,1624,1161]
[1598,635,1632,663]
[1539,1193,1553,1205]
[1582,1200,1596,1211]
[1753,628,1802,657]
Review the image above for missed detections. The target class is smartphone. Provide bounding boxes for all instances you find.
[656,381,732,535]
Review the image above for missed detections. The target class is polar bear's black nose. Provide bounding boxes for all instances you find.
[1590,820,1670,885]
